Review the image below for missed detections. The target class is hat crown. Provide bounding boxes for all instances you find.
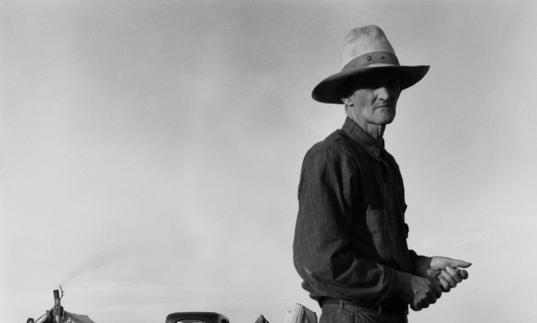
[341,25,395,68]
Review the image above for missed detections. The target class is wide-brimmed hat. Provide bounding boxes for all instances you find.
[312,25,430,104]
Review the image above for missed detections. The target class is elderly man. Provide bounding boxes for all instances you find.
[293,25,471,323]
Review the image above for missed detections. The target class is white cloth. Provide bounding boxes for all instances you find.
[64,311,96,323]
[283,304,317,323]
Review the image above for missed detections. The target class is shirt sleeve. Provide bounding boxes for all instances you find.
[392,154,422,272]
[293,148,396,304]
[406,231,423,272]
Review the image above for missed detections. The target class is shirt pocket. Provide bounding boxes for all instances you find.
[365,209,395,261]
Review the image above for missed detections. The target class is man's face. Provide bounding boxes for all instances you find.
[344,71,401,127]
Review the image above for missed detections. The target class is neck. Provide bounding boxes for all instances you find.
[347,115,385,140]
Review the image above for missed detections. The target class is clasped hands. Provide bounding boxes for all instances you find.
[394,256,471,311]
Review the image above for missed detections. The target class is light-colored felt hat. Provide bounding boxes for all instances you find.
[312,25,430,104]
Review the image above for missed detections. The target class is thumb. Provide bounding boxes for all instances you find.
[445,258,472,268]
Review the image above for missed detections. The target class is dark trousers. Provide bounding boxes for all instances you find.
[320,303,408,323]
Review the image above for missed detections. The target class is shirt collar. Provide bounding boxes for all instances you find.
[341,117,385,159]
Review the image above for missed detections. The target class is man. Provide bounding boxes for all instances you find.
[293,25,471,323]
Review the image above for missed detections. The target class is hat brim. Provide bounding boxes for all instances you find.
[312,65,430,104]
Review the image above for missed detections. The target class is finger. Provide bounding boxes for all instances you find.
[457,269,469,280]
[425,286,439,305]
[437,275,451,292]
[432,286,442,298]
[439,269,458,288]
[445,258,472,268]
[445,266,463,283]
[430,279,443,297]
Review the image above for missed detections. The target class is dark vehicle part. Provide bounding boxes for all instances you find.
[52,289,65,323]
[166,312,230,323]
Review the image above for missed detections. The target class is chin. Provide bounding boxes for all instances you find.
[385,116,396,124]
[372,110,395,125]
[375,115,395,125]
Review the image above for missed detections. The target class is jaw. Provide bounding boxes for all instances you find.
[371,108,396,125]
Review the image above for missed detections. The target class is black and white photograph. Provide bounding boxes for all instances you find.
[1,1,536,323]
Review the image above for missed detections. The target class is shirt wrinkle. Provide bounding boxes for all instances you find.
[293,117,418,307]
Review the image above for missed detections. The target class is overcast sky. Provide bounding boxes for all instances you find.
[1,1,537,322]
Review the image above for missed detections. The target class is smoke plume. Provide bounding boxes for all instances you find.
[60,250,123,286]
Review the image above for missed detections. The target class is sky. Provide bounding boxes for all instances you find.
[1,0,537,322]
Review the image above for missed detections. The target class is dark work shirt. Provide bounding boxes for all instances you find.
[293,118,419,305]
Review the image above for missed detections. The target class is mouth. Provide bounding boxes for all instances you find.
[376,105,394,110]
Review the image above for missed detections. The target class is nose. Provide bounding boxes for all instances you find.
[375,80,400,103]
[375,86,394,102]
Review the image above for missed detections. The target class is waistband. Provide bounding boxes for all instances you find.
[320,298,409,315]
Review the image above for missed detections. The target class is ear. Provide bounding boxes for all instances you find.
[341,97,353,107]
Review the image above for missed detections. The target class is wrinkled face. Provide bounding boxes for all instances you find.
[344,71,401,127]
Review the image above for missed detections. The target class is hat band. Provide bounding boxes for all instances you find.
[341,51,400,72]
